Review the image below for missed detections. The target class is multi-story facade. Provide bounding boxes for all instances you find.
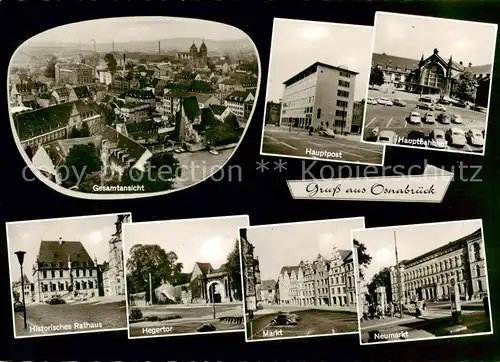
[390,228,487,304]
[55,63,94,86]
[223,90,255,121]
[277,247,354,307]
[118,103,151,123]
[240,229,262,313]
[106,214,130,296]
[260,280,277,304]
[12,275,34,304]
[351,101,365,134]
[32,238,99,303]
[280,62,358,134]
[265,101,282,125]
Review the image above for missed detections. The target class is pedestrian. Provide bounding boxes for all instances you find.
[363,303,369,321]
[389,301,395,318]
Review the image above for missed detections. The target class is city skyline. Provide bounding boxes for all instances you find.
[24,17,249,44]
[123,216,249,271]
[266,19,373,102]
[6,214,128,282]
[353,220,483,284]
[245,218,364,281]
[373,12,497,66]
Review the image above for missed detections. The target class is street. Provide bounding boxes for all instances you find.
[246,308,358,341]
[363,90,487,153]
[261,127,385,165]
[360,301,491,343]
[14,300,127,337]
[128,304,244,337]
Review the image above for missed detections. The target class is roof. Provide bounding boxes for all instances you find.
[220,78,238,85]
[209,104,227,115]
[280,266,299,275]
[13,100,98,141]
[175,272,192,285]
[338,249,352,261]
[261,279,277,289]
[95,125,150,167]
[126,120,158,133]
[122,89,155,100]
[196,262,214,275]
[15,82,46,93]
[57,62,93,71]
[468,64,492,75]
[73,85,91,99]
[371,53,420,72]
[37,240,94,269]
[226,90,253,102]
[402,228,482,267]
[13,274,31,286]
[53,87,71,97]
[44,137,99,167]
[185,92,214,104]
[180,96,201,121]
[284,62,359,86]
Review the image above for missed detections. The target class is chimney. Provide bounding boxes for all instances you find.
[59,237,63,245]
[469,62,472,68]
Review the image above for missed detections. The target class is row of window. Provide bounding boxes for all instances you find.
[338,80,350,88]
[39,279,96,292]
[337,90,350,98]
[339,70,352,78]
[282,96,315,110]
[41,269,95,279]
[336,100,349,108]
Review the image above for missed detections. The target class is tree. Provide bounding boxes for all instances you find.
[370,67,385,86]
[104,53,118,74]
[353,239,372,280]
[453,70,478,102]
[97,104,116,125]
[60,144,102,189]
[68,123,90,138]
[367,267,392,303]
[13,289,20,302]
[44,59,57,79]
[125,61,135,70]
[198,108,218,132]
[126,244,183,303]
[205,122,242,147]
[225,240,242,301]
[225,114,240,131]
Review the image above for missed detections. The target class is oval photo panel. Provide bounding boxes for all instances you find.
[9,17,260,199]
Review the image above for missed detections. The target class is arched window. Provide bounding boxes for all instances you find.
[476,265,481,277]
[473,243,481,261]
[317,108,322,119]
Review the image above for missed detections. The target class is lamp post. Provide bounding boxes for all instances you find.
[14,251,27,329]
[211,284,216,319]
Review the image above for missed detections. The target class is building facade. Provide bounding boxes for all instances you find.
[265,101,282,125]
[280,62,358,134]
[240,229,262,313]
[277,247,354,307]
[390,228,487,304]
[106,214,130,296]
[12,275,34,304]
[55,63,94,86]
[224,90,255,121]
[351,101,365,134]
[32,238,99,303]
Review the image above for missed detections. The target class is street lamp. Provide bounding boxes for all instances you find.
[14,251,27,329]
[211,284,216,319]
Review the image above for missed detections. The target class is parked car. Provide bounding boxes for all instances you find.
[465,129,484,147]
[429,129,447,149]
[209,148,219,155]
[377,98,393,106]
[319,129,335,138]
[376,130,398,144]
[46,296,65,305]
[197,324,217,332]
[277,312,301,322]
[423,112,435,124]
[437,112,451,124]
[13,301,24,312]
[270,314,298,326]
[407,111,421,125]
[451,114,463,124]
[446,128,467,148]
[393,98,407,107]
[367,97,377,105]
[406,130,428,147]
[434,104,446,112]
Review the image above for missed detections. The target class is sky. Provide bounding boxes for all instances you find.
[353,219,482,284]
[7,213,127,283]
[266,19,373,102]
[246,217,365,281]
[123,216,249,273]
[26,17,247,44]
[374,12,497,66]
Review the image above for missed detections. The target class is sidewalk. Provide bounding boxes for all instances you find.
[70,295,125,305]
[253,305,357,317]
[136,302,242,309]
[264,125,362,141]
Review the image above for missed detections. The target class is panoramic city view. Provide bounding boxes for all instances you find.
[262,19,384,165]
[363,13,497,154]
[240,218,365,342]
[7,213,130,338]
[124,216,248,338]
[8,17,259,195]
[353,220,492,345]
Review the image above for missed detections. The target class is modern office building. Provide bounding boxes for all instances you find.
[390,228,487,304]
[279,62,358,134]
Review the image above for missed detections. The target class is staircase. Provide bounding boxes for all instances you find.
[219,316,244,324]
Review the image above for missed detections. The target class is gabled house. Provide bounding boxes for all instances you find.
[174,96,202,143]
[122,120,159,145]
[209,104,232,122]
[51,87,73,104]
[70,85,92,101]
[224,90,255,121]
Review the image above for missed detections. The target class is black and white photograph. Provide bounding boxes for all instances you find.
[124,215,249,338]
[261,18,385,165]
[8,16,260,198]
[6,213,131,338]
[363,12,497,155]
[352,220,492,345]
[240,217,365,342]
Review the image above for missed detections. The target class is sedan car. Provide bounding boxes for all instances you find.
[429,129,447,149]
[47,296,65,305]
[407,111,421,125]
[406,130,428,147]
[367,97,377,105]
[451,114,463,124]
[393,98,407,107]
[377,98,393,106]
[437,112,451,124]
[445,128,467,148]
[434,104,446,112]
[465,129,484,147]
[277,312,301,322]
[209,149,220,155]
[376,130,398,144]
[423,112,435,124]
[13,301,24,312]
[270,314,298,326]
[319,129,335,138]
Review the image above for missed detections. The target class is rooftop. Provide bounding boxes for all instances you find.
[284,62,359,86]
[37,240,94,269]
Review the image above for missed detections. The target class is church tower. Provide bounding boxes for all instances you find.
[189,42,198,60]
[199,38,208,59]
